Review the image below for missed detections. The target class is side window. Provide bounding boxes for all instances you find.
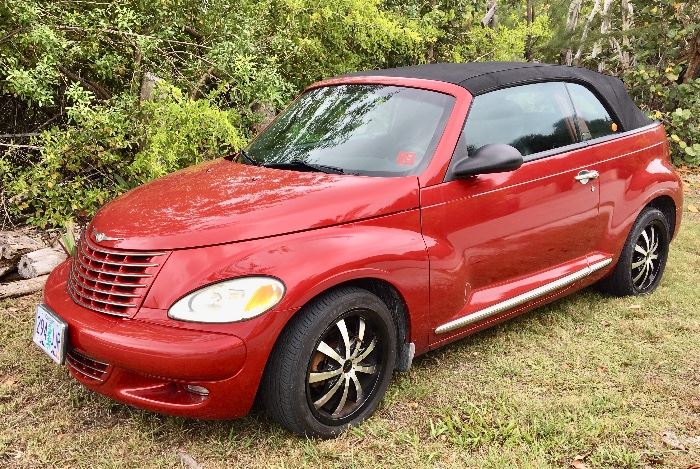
[461,82,578,157]
[566,83,617,140]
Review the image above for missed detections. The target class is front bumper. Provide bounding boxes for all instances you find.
[43,261,264,419]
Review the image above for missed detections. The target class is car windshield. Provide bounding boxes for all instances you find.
[243,84,455,176]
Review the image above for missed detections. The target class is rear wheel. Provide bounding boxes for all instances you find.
[261,287,396,438]
[598,207,670,296]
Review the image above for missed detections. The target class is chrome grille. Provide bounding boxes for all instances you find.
[67,235,168,317]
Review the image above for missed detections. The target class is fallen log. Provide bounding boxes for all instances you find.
[0,275,48,299]
[0,261,12,278]
[17,248,67,279]
[0,232,46,277]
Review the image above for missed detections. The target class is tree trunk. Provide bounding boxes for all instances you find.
[574,0,602,64]
[564,0,583,66]
[140,72,163,101]
[684,33,700,83]
[251,102,277,135]
[525,0,536,61]
[0,275,48,299]
[481,0,498,28]
[190,66,215,100]
[426,0,437,62]
[620,0,634,69]
[17,248,66,279]
[595,0,615,72]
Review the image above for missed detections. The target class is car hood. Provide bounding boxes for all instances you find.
[89,159,420,250]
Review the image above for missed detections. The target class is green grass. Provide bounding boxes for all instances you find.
[2,184,699,468]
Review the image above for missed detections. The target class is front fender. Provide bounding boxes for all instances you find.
[140,209,430,351]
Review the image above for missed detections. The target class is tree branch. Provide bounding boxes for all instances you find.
[563,0,582,66]
[620,0,634,69]
[184,26,204,42]
[57,65,111,100]
[189,66,215,100]
[54,25,210,49]
[0,27,27,46]
[0,142,41,150]
[0,133,40,138]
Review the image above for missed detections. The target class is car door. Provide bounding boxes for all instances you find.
[421,82,609,345]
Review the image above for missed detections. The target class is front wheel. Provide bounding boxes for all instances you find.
[598,207,670,296]
[261,287,397,438]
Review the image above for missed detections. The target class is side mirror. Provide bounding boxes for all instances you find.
[451,144,524,178]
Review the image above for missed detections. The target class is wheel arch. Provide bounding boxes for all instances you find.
[279,276,415,373]
[645,194,677,239]
[337,278,412,362]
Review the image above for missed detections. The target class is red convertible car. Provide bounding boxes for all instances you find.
[35,62,682,437]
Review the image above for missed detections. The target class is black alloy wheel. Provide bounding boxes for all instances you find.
[261,287,397,438]
[306,311,385,426]
[598,207,670,296]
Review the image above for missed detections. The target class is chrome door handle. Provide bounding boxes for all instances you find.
[574,169,599,184]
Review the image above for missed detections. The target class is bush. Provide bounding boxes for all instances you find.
[0,82,245,228]
[0,0,435,228]
[624,66,700,166]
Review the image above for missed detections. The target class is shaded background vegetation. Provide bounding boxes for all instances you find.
[0,0,698,228]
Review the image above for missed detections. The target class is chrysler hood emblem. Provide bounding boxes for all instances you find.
[93,229,123,243]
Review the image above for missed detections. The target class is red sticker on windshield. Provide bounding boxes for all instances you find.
[396,151,416,166]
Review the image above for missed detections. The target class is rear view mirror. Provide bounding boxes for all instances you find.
[451,144,523,178]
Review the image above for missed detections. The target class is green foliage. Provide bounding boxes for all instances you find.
[0,0,436,227]
[1,0,699,228]
[625,66,700,165]
[628,1,700,165]
[450,15,553,63]
[0,83,244,228]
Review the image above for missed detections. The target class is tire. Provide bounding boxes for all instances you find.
[598,207,670,296]
[261,287,397,438]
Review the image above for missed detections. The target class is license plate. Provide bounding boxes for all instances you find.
[33,304,67,365]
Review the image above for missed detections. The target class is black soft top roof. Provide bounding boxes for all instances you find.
[342,62,652,131]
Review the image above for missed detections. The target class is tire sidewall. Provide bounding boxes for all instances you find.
[620,208,670,295]
[288,290,397,438]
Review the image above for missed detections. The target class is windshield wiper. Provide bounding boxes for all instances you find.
[263,159,345,174]
[237,149,260,166]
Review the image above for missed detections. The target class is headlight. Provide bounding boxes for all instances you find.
[168,277,285,323]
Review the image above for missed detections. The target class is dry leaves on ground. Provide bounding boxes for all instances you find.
[571,454,589,469]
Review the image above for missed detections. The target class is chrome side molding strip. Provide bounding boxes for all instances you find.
[434,258,613,335]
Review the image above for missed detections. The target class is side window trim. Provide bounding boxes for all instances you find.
[522,121,662,163]
[566,81,621,130]
[448,117,660,176]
